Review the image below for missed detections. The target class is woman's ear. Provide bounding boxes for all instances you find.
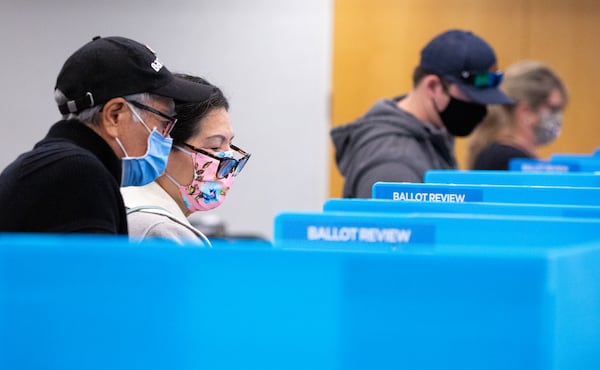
[515,101,538,127]
[100,98,130,138]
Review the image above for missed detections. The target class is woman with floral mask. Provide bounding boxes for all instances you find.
[468,60,568,170]
[121,74,250,246]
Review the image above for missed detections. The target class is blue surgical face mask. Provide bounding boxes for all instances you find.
[117,104,173,187]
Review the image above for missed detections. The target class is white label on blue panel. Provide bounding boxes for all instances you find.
[521,163,573,172]
[277,215,435,245]
[373,185,483,202]
[392,191,467,202]
[306,226,414,243]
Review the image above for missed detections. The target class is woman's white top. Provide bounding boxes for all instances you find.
[121,182,211,246]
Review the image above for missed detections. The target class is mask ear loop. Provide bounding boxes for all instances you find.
[164,172,183,187]
[117,103,156,158]
[174,144,194,156]
[429,75,450,115]
[115,137,129,157]
[165,145,199,187]
[175,145,200,181]
[127,102,154,134]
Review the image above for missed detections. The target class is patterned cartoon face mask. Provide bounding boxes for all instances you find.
[166,145,237,212]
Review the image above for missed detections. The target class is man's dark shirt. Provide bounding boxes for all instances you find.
[0,120,127,234]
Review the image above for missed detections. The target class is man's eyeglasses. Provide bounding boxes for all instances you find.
[459,71,504,88]
[126,100,178,136]
[183,143,251,179]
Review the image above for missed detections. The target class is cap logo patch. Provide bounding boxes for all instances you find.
[151,57,163,72]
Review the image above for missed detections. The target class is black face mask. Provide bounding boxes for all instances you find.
[438,96,488,137]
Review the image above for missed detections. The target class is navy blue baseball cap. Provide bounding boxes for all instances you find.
[56,36,214,114]
[419,29,513,105]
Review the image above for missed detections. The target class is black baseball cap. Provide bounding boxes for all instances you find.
[419,30,512,105]
[56,36,214,114]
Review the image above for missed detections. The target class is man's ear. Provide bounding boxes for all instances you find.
[423,75,444,96]
[100,98,129,138]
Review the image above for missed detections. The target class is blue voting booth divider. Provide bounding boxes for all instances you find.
[509,158,574,172]
[551,153,600,162]
[3,231,600,370]
[323,198,600,219]
[508,149,600,172]
[274,211,600,248]
[4,169,600,370]
[548,155,600,171]
[424,169,600,187]
[509,158,600,172]
[0,234,339,370]
[272,211,600,370]
[372,181,600,206]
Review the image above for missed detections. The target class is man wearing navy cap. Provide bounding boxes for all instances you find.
[331,29,512,198]
[0,36,213,234]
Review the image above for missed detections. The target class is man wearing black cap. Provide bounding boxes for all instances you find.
[331,29,513,198]
[0,36,212,234]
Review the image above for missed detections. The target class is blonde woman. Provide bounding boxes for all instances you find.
[468,60,568,170]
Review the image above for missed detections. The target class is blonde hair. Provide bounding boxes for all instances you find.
[467,60,568,168]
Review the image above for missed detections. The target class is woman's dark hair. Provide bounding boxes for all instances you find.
[170,73,229,145]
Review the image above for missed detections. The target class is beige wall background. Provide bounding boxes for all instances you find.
[330,0,600,197]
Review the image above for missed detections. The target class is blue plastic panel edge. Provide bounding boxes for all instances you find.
[509,158,577,172]
[274,211,600,249]
[424,170,600,187]
[323,198,600,218]
[372,182,600,206]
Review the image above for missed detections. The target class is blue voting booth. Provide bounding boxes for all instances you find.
[548,155,600,171]
[3,169,600,370]
[272,210,600,370]
[2,231,600,370]
[551,153,600,162]
[508,149,600,172]
[372,181,600,206]
[1,235,339,370]
[323,198,600,219]
[275,211,600,248]
[425,169,600,187]
[509,158,575,172]
[510,158,600,172]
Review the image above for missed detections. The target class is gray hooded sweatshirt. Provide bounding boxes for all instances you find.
[331,97,457,198]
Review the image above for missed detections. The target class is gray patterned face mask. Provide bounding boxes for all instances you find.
[534,111,562,146]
